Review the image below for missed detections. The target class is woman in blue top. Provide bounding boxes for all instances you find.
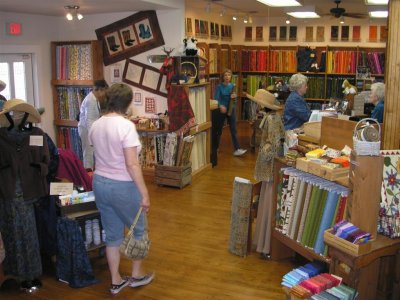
[369,82,385,123]
[211,69,246,167]
[283,73,311,130]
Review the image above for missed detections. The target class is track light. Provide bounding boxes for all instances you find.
[65,5,83,21]
[219,8,226,17]
[285,17,291,24]
[340,16,345,24]
[244,16,248,23]
[232,15,237,21]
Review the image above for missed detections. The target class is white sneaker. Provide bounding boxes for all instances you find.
[233,149,247,156]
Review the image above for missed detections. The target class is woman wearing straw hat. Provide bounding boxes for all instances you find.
[283,73,311,130]
[245,89,285,255]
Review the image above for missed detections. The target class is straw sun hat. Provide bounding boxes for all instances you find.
[245,89,282,110]
[0,99,41,126]
[0,80,6,93]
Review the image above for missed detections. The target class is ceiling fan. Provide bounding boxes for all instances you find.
[329,0,367,19]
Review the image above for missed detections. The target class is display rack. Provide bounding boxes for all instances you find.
[51,40,103,159]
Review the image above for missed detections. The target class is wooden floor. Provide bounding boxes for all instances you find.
[2,122,296,299]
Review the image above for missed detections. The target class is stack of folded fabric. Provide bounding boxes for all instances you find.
[332,221,372,245]
[282,261,326,288]
[291,273,341,299]
[309,283,358,300]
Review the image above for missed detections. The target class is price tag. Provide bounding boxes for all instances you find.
[50,182,74,196]
[29,135,43,146]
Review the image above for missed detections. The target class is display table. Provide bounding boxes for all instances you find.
[327,235,400,300]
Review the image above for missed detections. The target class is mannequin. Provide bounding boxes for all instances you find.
[0,99,50,292]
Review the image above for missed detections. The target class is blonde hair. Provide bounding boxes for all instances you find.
[289,73,308,91]
[371,82,385,101]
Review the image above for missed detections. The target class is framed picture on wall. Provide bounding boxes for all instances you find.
[185,18,193,36]
[123,59,167,97]
[269,26,277,41]
[256,26,263,41]
[289,26,297,41]
[96,10,165,66]
[245,26,252,41]
[279,26,287,41]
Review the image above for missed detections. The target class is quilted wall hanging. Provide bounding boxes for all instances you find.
[378,150,400,238]
[95,10,165,66]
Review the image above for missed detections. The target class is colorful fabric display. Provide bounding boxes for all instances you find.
[282,261,326,288]
[276,167,348,255]
[292,273,341,298]
[332,221,372,245]
[311,284,358,300]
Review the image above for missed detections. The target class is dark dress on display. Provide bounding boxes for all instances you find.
[0,126,49,282]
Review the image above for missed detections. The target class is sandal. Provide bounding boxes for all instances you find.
[110,279,129,295]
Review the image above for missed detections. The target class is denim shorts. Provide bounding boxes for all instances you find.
[93,174,144,247]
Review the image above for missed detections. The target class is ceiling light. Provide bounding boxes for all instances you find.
[365,0,389,4]
[220,9,226,17]
[340,16,345,24]
[369,10,388,18]
[285,18,291,24]
[65,5,83,21]
[285,5,320,18]
[248,16,253,24]
[232,15,237,21]
[257,0,303,7]
[244,16,248,23]
[287,12,320,18]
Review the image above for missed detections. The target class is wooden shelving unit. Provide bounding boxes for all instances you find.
[51,40,104,159]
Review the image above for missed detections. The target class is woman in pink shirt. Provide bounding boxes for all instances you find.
[89,83,153,295]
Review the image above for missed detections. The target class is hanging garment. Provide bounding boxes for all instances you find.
[254,112,285,182]
[166,85,196,135]
[253,112,285,255]
[0,179,42,281]
[56,149,92,191]
[0,127,49,201]
[56,217,98,288]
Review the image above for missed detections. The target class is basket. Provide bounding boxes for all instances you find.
[353,118,381,156]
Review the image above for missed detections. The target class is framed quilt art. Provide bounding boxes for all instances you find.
[95,10,165,66]
[123,59,167,97]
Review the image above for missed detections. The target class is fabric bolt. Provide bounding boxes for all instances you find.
[283,91,311,130]
[314,191,340,254]
[229,178,253,257]
[89,115,141,181]
[297,48,317,72]
[78,91,100,169]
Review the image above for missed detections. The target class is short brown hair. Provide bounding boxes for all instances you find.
[106,83,133,114]
[93,79,108,91]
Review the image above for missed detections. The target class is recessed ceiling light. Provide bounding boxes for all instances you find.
[256,0,303,7]
[287,12,320,18]
[365,0,389,5]
[369,11,388,18]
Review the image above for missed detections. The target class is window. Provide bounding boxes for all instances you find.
[0,54,34,104]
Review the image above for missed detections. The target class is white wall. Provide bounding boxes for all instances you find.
[0,7,185,141]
